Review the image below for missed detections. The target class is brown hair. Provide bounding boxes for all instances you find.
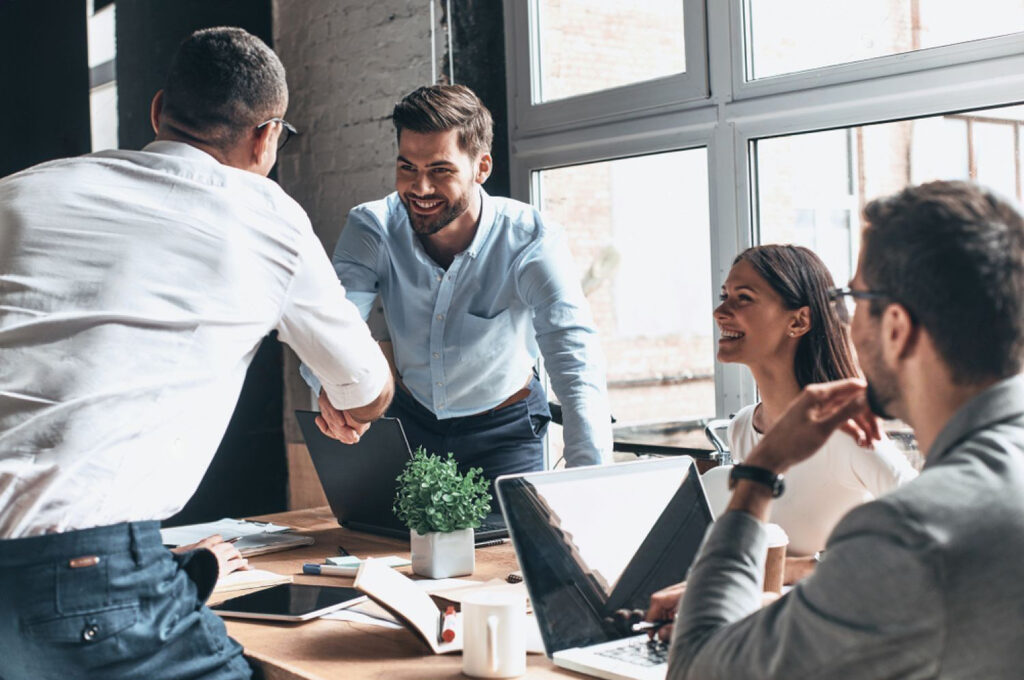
[735,244,859,387]
[392,84,493,158]
[862,180,1024,384]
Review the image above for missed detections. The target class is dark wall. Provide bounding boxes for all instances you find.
[451,0,509,198]
[0,0,91,178]
[112,0,287,525]
[115,0,273,150]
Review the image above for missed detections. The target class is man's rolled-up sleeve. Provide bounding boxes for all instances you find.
[669,500,944,680]
[277,224,390,411]
[517,228,612,467]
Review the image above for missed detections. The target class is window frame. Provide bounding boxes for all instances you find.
[503,0,1024,420]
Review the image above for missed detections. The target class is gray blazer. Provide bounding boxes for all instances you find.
[669,374,1024,679]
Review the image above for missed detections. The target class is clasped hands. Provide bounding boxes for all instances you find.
[315,388,371,444]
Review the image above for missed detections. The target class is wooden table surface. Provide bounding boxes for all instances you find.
[214,506,580,680]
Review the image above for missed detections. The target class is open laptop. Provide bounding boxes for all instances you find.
[496,457,713,680]
[295,412,508,543]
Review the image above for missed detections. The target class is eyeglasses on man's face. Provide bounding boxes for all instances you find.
[256,117,299,150]
[827,286,889,323]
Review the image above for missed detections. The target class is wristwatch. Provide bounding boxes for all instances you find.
[728,464,785,497]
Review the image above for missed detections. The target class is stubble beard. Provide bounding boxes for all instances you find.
[404,194,469,236]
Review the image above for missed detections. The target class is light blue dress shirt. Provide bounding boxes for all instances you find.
[305,188,612,467]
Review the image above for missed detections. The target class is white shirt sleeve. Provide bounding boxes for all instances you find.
[276,224,390,410]
[841,433,919,497]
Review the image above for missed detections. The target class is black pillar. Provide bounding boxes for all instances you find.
[112,0,286,525]
[114,0,273,150]
[451,0,510,198]
[0,0,91,177]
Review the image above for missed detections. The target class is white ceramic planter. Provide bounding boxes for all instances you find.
[410,527,475,578]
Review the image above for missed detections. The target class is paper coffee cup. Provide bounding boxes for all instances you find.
[763,523,789,593]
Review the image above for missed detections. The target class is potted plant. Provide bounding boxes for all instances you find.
[393,448,491,578]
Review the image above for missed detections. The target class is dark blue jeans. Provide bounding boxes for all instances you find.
[388,374,551,500]
[0,522,251,680]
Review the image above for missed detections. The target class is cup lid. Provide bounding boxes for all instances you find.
[764,522,789,548]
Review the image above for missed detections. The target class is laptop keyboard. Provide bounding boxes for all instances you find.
[478,519,505,532]
[595,638,669,667]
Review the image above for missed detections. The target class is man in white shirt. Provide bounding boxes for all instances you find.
[0,27,392,679]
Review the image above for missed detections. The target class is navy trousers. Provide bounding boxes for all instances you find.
[0,521,251,680]
[387,373,551,501]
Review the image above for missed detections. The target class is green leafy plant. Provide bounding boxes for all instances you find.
[393,448,492,535]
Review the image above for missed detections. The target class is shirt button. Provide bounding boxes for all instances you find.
[436,274,443,281]
[82,624,99,641]
[437,403,445,409]
[432,352,440,358]
[436,382,443,387]
[436,314,444,321]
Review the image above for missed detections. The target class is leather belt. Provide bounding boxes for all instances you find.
[397,374,533,417]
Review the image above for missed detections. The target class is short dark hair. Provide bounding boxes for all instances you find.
[162,27,287,148]
[736,244,859,387]
[392,84,493,158]
[862,180,1024,384]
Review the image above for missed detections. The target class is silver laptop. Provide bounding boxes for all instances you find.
[495,457,712,680]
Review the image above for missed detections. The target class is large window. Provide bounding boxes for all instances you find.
[745,0,1024,80]
[538,150,714,428]
[535,0,686,102]
[755,104,1024,286]
[87,0,117,151]
[505,0,1024,458]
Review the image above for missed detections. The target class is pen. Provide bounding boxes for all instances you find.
[225,536,242,544]
[631,619,672,634]
[302,563,358,577]
[337,545,351,557]
[438,606,457,643]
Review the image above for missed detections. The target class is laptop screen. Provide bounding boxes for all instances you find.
[496,457,712,655]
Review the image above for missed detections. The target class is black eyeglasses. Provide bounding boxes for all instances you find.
[256,117,299,150]
[827,286,889,323]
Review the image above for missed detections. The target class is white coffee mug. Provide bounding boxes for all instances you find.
[461,591,527,678]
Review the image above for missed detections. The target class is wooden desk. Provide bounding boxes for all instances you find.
[214,507,578,680]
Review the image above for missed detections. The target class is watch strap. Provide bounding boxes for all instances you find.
[728,464,785,497]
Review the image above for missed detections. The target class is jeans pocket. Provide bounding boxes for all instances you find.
[23,603,140,669]
[56,555,112,614]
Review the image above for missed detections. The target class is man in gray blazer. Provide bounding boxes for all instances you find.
[651,180,1024,679]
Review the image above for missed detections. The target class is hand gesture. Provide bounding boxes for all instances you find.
[316,388,371,444]
[747,378,871,473]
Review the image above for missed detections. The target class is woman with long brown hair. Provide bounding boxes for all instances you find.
[713,244,917,577]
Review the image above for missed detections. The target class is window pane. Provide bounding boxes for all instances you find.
[536,150,714,459]
[535,0,685,103]
[755,104,1024,284]
[746,0,1024,80]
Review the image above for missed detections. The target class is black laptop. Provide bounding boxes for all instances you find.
[295,412,508,543]
[496,456,712,679]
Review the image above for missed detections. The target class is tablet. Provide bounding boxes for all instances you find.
[210,583,366,621]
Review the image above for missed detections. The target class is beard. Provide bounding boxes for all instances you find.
[865,381,897,420]
[403,193,470,236]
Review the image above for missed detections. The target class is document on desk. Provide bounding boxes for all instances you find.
[160,518,314,557]
[213,569,292,595]
[353,558,462,654]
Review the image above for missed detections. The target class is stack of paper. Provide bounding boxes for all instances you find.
[160,518,314,557]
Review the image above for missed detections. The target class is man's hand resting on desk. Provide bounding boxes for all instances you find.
[170,534,249,579]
